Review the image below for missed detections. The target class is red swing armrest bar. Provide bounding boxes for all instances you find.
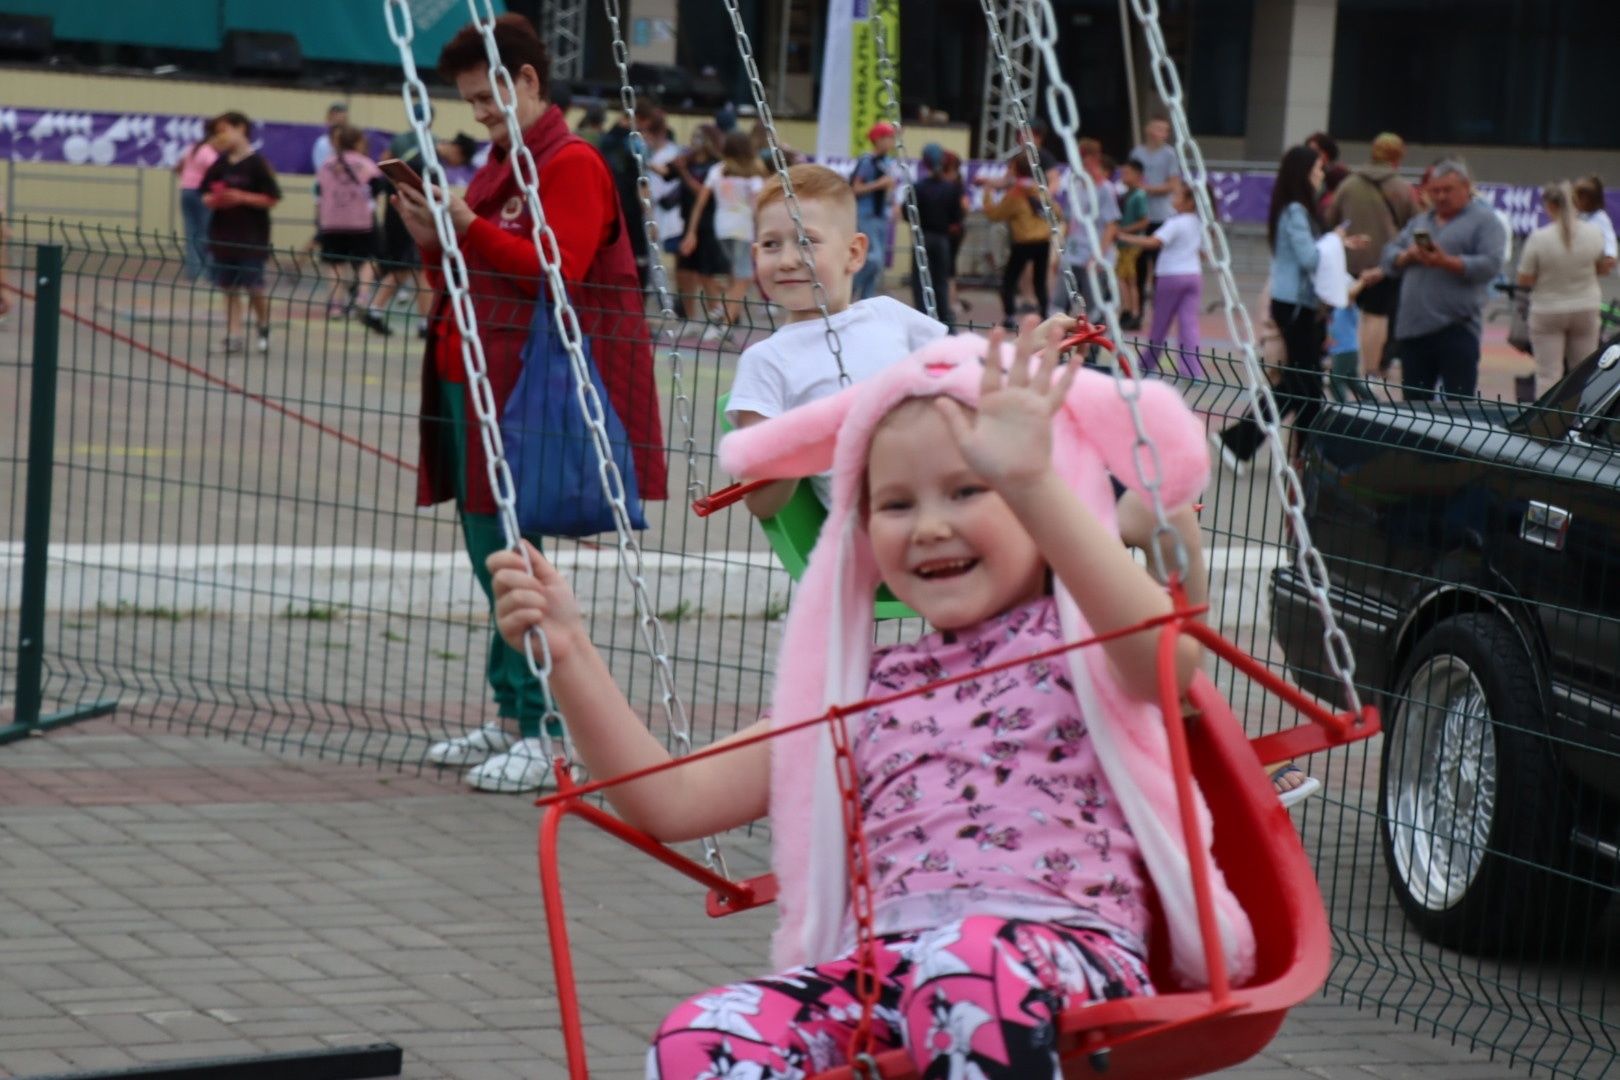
[692,478,774,517]
[1177,620,1381,764]
[538,765,767,1079]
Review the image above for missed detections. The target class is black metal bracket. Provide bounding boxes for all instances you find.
[23,1043,404,1080]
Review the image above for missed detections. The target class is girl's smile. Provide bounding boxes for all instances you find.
[866,399,1047,631]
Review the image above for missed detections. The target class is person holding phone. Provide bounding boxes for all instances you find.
[388,13,667,794]
[372,133,478,339]
[1379,160,1507,403]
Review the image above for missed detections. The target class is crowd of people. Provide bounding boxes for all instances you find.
[163,47,1617,817]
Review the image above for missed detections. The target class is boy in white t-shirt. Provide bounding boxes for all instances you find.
[726,163,950,516]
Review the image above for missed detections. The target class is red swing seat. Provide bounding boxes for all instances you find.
[806,672,1334,1080]
[537,613,1378,1079]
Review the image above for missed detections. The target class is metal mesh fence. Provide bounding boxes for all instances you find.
[1,218,1616,1074]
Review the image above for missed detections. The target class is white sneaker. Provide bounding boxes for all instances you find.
[464,737,554,793]
[699,322,734,345]
[426,723,515,767]
[1209,430,1248,477]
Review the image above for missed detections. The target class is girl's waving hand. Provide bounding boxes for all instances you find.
[934,317,1080,492]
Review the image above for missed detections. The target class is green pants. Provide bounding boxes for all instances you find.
[443,390,559,739]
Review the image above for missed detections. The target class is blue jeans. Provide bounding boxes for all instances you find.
[179,188,212,282]
[853,212,887,300]
[1397,322,1480,403]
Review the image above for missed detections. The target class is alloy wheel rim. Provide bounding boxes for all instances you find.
[1385,654,1499,912]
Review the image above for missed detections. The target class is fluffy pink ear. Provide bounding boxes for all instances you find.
[1064,368,1209,509]
[718,380,864,481]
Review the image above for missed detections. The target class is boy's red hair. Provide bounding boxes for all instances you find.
[754,164,856,229]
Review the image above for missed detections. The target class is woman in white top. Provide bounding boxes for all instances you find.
[1518,181,1608,396]
[1114,177,1205,377]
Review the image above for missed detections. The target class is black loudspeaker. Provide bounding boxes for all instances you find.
[223,29,303,77]
[0,14,52,59]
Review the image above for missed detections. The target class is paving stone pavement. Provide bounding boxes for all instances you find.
[0,720,1529,1080]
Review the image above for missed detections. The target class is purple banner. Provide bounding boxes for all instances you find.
[5,106,1617,235]
[0,106,400,175]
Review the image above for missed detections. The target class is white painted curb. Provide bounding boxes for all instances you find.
[0,543,1285,621]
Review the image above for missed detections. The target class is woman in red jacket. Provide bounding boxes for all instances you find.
[392,14,667,793]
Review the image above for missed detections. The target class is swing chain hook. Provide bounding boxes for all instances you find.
[383,0,572,766]
[852,1053,883,1080]
[596,0,731,877]
[1125,0,1363,715]
[719,0,851,386]
[1020,0,1190,588]
[978,0,1082,316]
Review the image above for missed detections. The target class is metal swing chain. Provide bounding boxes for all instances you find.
[600,0,705,500]
[1022,0,1188,587]
[453,0,729,875]
[977,0,1082,316]
[869,0,939,323]
[383,0,572,766]
[1125,0,1362,715]
[597,0,729,875]
[719,0,850,385]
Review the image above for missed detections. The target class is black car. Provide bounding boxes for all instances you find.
[1270,339,1620,954]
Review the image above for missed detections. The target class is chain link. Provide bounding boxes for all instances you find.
[1125,0,1362,715]
[1019,0,1186,585]
[977,0,1080,316]
[598,0,729,875]
[599,0,705,501]
[384,0,571,765]
[829,711,881,1067]
[869,0,937,323]
[720,0,850,384]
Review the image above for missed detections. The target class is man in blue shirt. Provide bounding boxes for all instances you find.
[850,122,898,300]
[1380,160,1507,402]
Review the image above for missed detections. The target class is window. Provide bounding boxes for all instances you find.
[1330,0,1620,150]
[1186,0,1253,138]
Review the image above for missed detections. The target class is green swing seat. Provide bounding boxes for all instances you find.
[719,394,916,621]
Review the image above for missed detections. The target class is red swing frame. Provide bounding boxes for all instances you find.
[535,598,1379,1079]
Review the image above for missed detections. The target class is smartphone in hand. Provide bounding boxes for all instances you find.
[1413,228,1435,253]
[379,158,425,195]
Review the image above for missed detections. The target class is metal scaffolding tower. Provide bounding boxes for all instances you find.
[977,0,1040,160]
[541,0,586,83]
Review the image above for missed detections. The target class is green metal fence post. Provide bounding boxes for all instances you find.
[1,244,117,746]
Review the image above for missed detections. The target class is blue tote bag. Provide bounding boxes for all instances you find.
[501,300,648,537]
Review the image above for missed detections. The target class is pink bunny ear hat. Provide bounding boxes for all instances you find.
[719,334,1256,988]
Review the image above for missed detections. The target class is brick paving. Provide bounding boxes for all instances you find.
[0,719,1531,1080]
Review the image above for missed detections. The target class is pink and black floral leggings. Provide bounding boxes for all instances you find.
[646,915,1153,1078]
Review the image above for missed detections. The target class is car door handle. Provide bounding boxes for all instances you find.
[1520,501,1571,551]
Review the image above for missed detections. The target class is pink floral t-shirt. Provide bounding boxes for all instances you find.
[855,597,1150,954]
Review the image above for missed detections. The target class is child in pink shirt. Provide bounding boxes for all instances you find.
[174,132,219,282]
[315,124,390,334]
[488,328,1251,1078]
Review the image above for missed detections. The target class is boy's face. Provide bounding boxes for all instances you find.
[1121,167,1142,190]
[872,134,896,156]
[753,197,867,316]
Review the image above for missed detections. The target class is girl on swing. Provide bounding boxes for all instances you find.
[489,323,1254,1078]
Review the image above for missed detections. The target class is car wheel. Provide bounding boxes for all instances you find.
[1379,613,1602,955]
